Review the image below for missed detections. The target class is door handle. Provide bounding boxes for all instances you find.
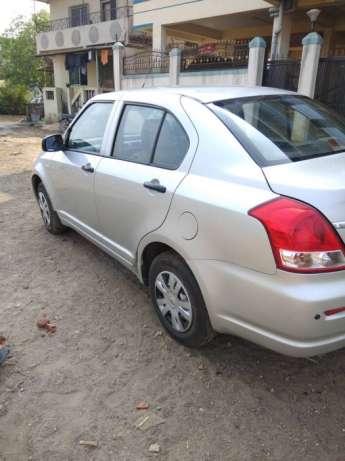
[143,179,166,193]
[81,163,94,173]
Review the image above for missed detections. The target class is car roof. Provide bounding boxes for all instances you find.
[93,86,295,104]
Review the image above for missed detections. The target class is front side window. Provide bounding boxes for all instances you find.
[211,95,345,167]
[67,103,113,153]
[113,104,189,169]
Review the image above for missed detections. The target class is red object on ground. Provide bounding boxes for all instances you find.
[136,402,149,410]
[37,318,57,333]
[37,319,49,328]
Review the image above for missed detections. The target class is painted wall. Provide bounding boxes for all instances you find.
[133,0,271,28]
[52,54,69,110]
[121,67,248,90]
[37,17,129,53]
[43,87,64,122]
[52,54,69,88]
[179,68,248,86]
[87,60,97,87]
[121,72,170,89]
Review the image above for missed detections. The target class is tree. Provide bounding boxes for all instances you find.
[0,11,51,89]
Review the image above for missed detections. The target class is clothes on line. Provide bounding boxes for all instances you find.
[100,49,109,66]
[65,52,89,70]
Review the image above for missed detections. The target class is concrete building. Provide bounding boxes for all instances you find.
[133,0,345,58]
[36,0,345,121]
[36,0,133,120]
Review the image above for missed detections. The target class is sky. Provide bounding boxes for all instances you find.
[0,0,49,34]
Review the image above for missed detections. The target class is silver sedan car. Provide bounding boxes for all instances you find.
[32,86,345,357]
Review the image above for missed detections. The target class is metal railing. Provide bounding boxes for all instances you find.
[315,56,345,117]
[123,50,169,75]
[45,6,131,32]
[263,59,300,92]
[180,40,249,72]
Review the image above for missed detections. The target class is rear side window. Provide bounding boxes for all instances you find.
[211,95,345,167]
[113,104,189,169]
[113,105,164,164]
[67,102,113,153]
[153,113,189,169]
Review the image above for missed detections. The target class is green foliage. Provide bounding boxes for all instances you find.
[0,84,29,115]
[0,11,51,89]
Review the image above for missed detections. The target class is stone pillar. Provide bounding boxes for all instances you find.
[112,41,125,92]
[297,32,323,98]
[153,23,167,51]
[169,48,181,86]
[247,37,267,87]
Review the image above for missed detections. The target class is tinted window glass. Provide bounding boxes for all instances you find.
[212,96,345,167]
[153,113,189,169]
[113,105,164,164]
[67,103,113,153]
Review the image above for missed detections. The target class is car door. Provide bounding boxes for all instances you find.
[94,100,196,266]
[48,101,114,233]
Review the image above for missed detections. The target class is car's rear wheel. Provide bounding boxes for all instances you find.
[37,183,66,234]
[149,251,214,347]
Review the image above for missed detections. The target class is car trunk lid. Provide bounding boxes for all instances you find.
[263,152,345,242]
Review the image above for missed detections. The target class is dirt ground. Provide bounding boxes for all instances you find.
[1,117,345,461]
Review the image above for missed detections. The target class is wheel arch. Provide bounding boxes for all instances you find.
[31,174,42,199]
[139,238,192,287]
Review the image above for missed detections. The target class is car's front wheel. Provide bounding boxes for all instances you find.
[149,251,214,347]
[37,183,66,234]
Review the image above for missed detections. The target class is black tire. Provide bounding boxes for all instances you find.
[149,251,214,348]
[37,183,66,234]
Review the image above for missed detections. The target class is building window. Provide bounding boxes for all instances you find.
[101,0,116,21]
[45,90,55,100]
[70,4,89,27]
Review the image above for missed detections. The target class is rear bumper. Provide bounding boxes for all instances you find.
[189,260,345,357]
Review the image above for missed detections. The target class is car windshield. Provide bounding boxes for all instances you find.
[210,95,345,167]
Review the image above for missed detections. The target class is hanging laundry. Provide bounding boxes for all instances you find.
[100,49,109,66]
[65,52,89,70]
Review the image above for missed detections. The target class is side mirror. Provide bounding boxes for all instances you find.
[42,134,64,152]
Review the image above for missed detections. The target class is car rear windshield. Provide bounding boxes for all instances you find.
[210,95,345,167]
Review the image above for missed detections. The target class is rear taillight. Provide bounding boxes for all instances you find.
[324,307,345,317]
[249,197,345,273]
